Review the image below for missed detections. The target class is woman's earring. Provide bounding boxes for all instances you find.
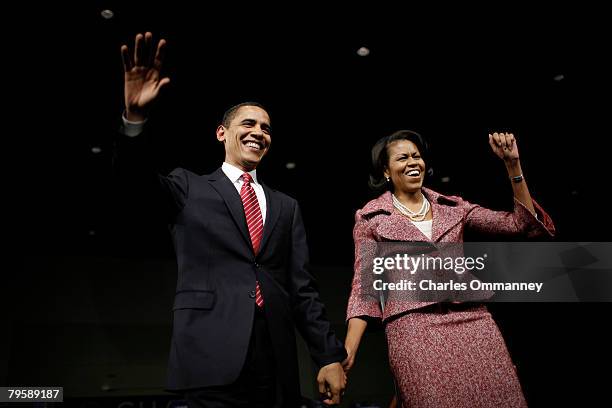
[386,176,390,182]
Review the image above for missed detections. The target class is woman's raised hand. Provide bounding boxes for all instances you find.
[489,132,520,163]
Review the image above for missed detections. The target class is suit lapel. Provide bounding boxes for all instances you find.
[208,168,252,250]
[371,188,464,243]
[258,183,281,255]
[364,191,429,242]
[376,213,431,242]
[429,197,464,242]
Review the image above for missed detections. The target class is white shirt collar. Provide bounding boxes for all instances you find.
[222,162,259,184]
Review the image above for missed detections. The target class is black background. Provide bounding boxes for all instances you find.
[7,2,612,407]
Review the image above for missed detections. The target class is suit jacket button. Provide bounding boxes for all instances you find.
[249,290,256,298]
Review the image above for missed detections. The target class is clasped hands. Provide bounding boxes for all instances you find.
[317,361,347,405]
[315,344,360,405]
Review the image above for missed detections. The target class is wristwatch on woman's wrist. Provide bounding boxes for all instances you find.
[510,174,524,183]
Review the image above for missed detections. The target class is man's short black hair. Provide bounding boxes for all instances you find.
[221,102,269,128]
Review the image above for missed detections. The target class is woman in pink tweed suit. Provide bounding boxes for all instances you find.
[343,130,555,408]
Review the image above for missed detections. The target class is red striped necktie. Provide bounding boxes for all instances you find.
[240,173,264,307]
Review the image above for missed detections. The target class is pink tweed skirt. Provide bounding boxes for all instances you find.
[384,304,527,408]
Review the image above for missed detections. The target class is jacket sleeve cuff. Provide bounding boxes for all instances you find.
[513,198,556,238]
[121,112,148,137]
[346,291,383,322]
[313,348,348,368]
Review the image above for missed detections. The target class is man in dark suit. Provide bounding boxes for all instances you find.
[115,32,347,407]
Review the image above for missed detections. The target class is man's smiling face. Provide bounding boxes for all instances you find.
[216,105,271,171]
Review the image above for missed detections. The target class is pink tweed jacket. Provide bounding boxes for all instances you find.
[346,187,555,322]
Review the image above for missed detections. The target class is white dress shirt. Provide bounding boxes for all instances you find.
[411,219,432,240]
[221,162,267,223]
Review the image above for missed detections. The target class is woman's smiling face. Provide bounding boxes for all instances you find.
[384,139,426,194]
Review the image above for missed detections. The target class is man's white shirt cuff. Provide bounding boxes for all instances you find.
[122,114,147,137]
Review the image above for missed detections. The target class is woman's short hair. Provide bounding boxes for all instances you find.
[369,129,433,192]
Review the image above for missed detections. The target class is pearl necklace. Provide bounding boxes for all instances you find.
[392,193,430,221]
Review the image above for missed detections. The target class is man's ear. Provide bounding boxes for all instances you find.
[216,125,226,142]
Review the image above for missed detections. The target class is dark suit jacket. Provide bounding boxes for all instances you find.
[114,135,346,404]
